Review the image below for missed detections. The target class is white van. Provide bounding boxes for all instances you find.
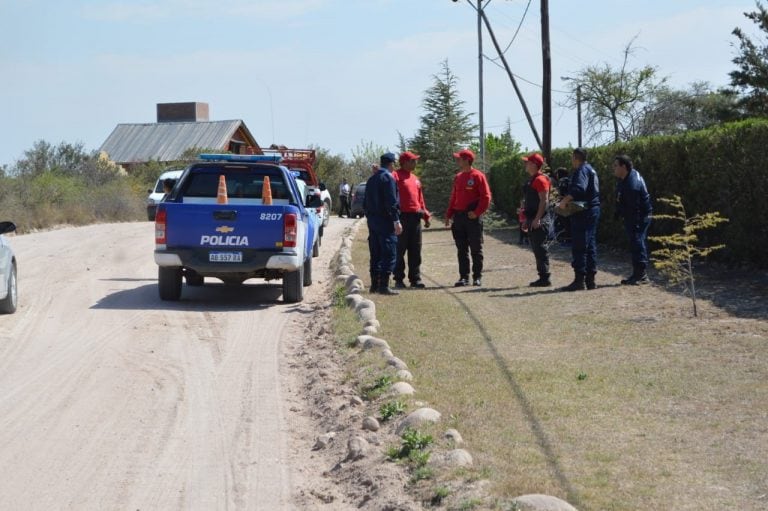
[146,169,184,220]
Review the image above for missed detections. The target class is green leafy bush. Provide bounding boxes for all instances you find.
[488,119,768,267]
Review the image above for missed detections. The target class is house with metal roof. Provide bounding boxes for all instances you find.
[99,102,261,169]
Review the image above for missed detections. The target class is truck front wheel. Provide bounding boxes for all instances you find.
[158,267,182,301]
[282,265,304,303]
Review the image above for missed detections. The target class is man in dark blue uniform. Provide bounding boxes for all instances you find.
[558,148,601,291]
[613,154,653,285]
[364,152,403,295]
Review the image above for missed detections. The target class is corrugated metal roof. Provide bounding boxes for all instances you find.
[99,120,249,164]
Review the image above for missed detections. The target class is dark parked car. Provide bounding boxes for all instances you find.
[350,183,366,218]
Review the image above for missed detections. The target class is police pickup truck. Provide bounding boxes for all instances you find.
[153,154,320,303]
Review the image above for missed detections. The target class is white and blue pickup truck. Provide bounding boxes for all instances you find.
[153,154,321,303]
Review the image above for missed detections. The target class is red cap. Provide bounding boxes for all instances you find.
[453,149,475,162]
[522,152,544,169]
[399,151,420,164]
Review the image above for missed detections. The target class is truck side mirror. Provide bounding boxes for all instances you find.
[318,182,327,191]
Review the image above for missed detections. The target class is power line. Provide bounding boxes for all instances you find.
[483,54,570,93]
[488,0,532,60]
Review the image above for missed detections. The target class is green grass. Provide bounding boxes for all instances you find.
[346,224,768,511]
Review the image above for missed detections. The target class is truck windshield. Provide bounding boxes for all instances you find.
[182,165,291,200]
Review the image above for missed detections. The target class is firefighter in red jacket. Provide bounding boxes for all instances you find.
[393,151,431,289]
[445,149,492,287]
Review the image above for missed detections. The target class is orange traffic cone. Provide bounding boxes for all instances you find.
[262,176,273,205]
[216,175,228,204]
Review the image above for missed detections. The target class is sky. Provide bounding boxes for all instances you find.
[0,0,756,169]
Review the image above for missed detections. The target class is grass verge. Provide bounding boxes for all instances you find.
[343,223,768,511]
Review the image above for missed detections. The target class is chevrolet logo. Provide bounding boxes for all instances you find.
[216,225,235,234]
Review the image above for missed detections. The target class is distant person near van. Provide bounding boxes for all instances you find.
[339,178,351,217]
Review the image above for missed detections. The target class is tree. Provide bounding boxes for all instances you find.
[649,195,728,318]
[349,140,387,183]
[312,146,350,207]
[634,82,743,137]
[11,140,120,185]
[730,1,768,116]
[474,120,521,169]
[409,60,476,214]
[565,38,666,143]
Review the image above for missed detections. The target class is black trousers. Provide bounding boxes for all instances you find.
[394,212,423,283]
[339,195,351,216]
[528,224,551,277]
[451,213,484,279]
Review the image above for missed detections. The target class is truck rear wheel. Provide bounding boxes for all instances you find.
[158,267,182,301]
[282,265,304,303]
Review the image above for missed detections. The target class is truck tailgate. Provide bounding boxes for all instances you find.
[164,203,295,251]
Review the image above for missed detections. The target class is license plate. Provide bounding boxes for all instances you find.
[209,251,242,263]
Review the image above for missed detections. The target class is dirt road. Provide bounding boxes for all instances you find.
[0,220,350,510]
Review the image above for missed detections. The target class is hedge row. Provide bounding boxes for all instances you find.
[488,119,768,268]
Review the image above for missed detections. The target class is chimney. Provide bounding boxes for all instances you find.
[156,102,210,123]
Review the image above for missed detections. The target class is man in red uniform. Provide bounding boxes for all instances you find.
[445,149,492,287]
[393,151,431,289]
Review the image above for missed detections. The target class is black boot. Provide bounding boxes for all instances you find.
[621,266,649,285]
[560,272,586,292]
[369,274,378,293]
[585,272,596,290]
[377,274,399,295]
[529,274,552,287]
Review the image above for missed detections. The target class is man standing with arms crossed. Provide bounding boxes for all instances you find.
[445,149,492,287]
[613,154,652,285]
[393,151,431,289]
[557,147,601,291]
[364,152,403,295]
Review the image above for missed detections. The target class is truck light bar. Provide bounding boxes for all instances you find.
[198,154,283,163]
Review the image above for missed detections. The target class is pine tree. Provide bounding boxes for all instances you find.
[409,61,476,215]
[730,1,768,116]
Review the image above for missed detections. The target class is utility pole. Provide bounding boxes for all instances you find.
[476,0,485,171]
[561,76,583,148]
[576,84,583,147]
[541,0,551,162]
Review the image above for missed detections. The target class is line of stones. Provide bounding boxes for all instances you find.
[331,223,579,511]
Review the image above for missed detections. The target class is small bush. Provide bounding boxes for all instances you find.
[379,400,407,421]
[360,374,393,401]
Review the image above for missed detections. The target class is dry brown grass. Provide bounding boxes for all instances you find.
[345,223,768,511]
